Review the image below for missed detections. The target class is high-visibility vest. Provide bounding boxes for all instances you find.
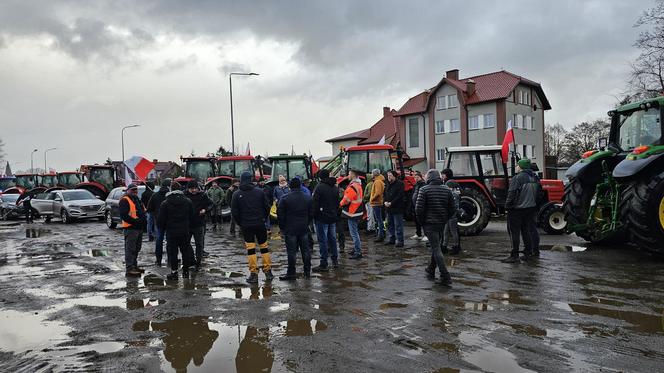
[341,181,364,218]
[121,195,138,228]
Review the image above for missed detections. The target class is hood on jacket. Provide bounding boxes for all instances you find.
[166,190,184,197]
[240,171,254,189]
[426,169,441,182]
[373,174,385,183]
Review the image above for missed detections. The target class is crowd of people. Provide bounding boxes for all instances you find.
[118,158,542,287]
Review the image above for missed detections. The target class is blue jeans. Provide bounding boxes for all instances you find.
[372,206,384,237]
[387,212,404,243]
[315,220,338,267]
[285,234,311,275]
[347,219,361,255]
[146,212,156,238]
[155,226,165,263]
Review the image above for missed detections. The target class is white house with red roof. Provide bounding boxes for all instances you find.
[327,68,551,172]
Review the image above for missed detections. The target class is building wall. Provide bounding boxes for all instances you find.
[505,84,545,167]
[404,114,426,159]
[329,139,360,155]
[467,102,498,146]
[433,84,462,168]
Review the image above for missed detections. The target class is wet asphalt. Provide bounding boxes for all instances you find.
[0,218,663,373]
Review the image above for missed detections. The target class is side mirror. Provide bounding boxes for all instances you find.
[598,138,608,150]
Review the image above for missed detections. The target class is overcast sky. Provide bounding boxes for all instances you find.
[0,0,653,172]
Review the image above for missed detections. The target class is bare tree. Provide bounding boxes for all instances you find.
[630,0,664,99]
[561,119,610,165]
[544,123,567,163]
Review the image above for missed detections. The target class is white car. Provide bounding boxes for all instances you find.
[32,189,106,223]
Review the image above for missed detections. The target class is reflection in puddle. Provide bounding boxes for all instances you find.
[460,331,536,373]
[540,244,587,252]
[0,309,70,353]
[269,303,290,313]
[86,249,110,257]
[568,303,664,334]
[211,285,273,300]
[496,321,547,337]
[379,303,408,310]
[25,228,50,238]
[488,290,536,306]
[275,319,328,337]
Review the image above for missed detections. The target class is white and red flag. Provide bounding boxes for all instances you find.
[124,156,155,183]
[501,120,514,163]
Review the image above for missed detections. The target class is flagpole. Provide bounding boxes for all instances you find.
[510,117,518,175]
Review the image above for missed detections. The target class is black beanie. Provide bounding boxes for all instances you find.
[289,177,301,189]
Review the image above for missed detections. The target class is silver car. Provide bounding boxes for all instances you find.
[32,189,106,223]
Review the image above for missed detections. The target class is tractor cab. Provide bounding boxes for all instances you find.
[39,173,58,188]
[217,155,264,185]
[0,176,17,192]
[57,172,83,188]
[15,174,39,191]
[77,165,118,199]
[176,156,222,188]
[330,144,414,191]
[268,154,316,185]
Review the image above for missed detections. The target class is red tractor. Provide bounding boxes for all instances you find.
[216,155,266,186]
[76,164,121,199]
[1,173,42,195]
[175,156,228,188]
[444,145,566,235]
[56,172,84,189]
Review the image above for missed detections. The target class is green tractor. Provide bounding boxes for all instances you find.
[564,97,664,254]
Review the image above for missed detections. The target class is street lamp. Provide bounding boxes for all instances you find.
[229,72,259,154]
[44,147,57,172]
[121,124,141,164]
[30,149,38,174]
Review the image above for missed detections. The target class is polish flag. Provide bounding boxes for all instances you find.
[124,156,155,182]
[501,120,514,164]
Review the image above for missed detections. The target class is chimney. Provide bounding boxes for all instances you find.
[383,106,391,117]
[446,69,459,80]
[466,79,476,96]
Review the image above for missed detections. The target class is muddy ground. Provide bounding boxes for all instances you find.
[0,218,663,373]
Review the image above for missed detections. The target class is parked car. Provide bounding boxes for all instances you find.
[31,189,105,223]
[104,185,151,229]
[0,193,26,220]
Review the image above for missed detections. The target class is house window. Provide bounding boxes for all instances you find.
[444,119,451,133]
[522,144,527,158]
[518,91,523,104]
[436,149,445,162]
[447,94,458,108]
[408,118,419,148]
[525,91,530,105]
[469,115,479,130]
[435,120,444,134]
[450,119,460,132]
[515,114,523,129]
[524,116,532,130]
[530,145,536,158]
[437,96,447,110]
[484,113,495,128]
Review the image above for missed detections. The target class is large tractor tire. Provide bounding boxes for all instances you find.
[457,187,491,236]
[563,178,594,241]
[538,203,567,235]
[620,171,664,254]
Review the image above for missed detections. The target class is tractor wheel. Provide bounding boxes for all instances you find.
[620,171,664,255]
[457,187,491,236]
[563,178,594,241]
[538,203,567,235]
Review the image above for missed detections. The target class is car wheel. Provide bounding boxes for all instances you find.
[61,209,70,224]
[106,211,117,229]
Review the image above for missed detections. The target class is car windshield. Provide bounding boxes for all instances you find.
[1,194,19,202]
[90,169,114,190]
[58,173,82,187]
[186,161,213,182]
[16,176,37,189]
[41,175,57,187]
[0,179,16,190]
[618,107,661,151]
[62,190,97,201]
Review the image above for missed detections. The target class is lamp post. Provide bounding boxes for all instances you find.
[30,149,38,174]
[229,72,259,155]
[121,124,141,164]
[44,147,57,172]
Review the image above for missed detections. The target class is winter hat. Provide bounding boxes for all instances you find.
[318,169,330,179]
[126,183,138,190]
[240,171,253,184]
[161,178,172,188]
[426,169,441,181]
[170,181,182,191]
[289,177,302,189]
[518,158,531,170]
[186,180,199,189]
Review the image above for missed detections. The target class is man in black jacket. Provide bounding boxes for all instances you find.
[278,177,313,281]
[415,170,456,286]
[311,169,340,272]
[231,171,274,284]
[384,170,406,247]
[120,184,147,277]
[157,181,195,280]
[141,181,155,241]
[502,158,541,263]
[147,179,170,266]
[185,180,213,269]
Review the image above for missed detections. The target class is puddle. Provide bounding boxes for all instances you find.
[86,249,110,257]
[137,317,294,372]
[126,298,166,310]
[460,331,536,373]
[25,228,50,238]
[438,298,495,311]
[582,296,625,307]
[208,269,245,278]
[379,303,408,310]
[269,303,290,313]
[488,290,536,306]
[568,303,664,334]
[539,244,587,252]
[211,285,274,300]
[496,321,547,337]
[429,341,459,354]
[0,309,71,353]
[275,319,328,336]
